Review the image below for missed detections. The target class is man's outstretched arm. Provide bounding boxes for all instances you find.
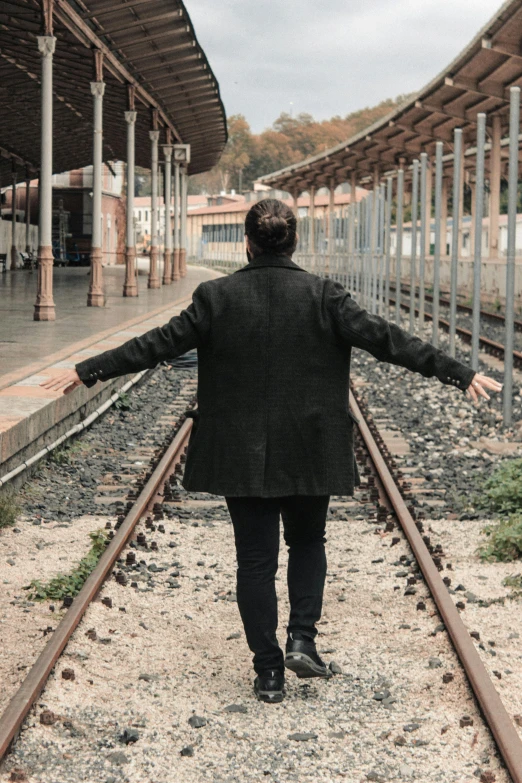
[40,283,210,395]
[325,279,502,404]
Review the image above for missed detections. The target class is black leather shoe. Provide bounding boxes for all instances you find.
[253,669,285,703]
[284,632,333,678]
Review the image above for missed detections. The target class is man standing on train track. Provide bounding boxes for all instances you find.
[42,198,502,704]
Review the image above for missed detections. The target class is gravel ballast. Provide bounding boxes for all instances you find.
[1,309,521,782]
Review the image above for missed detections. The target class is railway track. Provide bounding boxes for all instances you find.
[0,353,521,780]
[349,383,522,783]
[388,294,522,371]
[389,283,522,334]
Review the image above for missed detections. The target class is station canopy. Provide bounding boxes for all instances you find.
[0,0,227,182]
[259,0,522,192]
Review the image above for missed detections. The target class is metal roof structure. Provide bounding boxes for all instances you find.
[259,0,522,192]
[0,0,227,182]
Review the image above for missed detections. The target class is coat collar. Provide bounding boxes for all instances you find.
[237,253,305,273]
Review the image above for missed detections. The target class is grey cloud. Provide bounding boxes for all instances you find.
[186,0,503,133]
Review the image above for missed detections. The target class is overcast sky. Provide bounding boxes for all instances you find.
[187,0,503,133]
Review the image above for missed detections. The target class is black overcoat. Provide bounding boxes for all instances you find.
[76,254,476,497]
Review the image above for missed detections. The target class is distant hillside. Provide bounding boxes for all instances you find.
[188,93,416,195]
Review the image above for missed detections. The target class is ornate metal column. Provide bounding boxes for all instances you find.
[162,141,173,284]
[148,123,161,289]
[123,87,138,297]
[173,143,190,278]
[25,169,32,254]
[87,51,105,307]
[34,33,56,321]
[172,161,180,281]
[180,165,188,277]
[10,164,18,270]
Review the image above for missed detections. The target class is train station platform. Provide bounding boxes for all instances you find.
[0,263,222,482]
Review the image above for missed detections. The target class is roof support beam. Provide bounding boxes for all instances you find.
[444,75,505,100]
[53,0,182,141]
[126,40,195,63]
[391,119,455,144]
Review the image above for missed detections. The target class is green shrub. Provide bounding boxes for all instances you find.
[474,458,522,516]
[477,514,522,562]
[114,392,132,411]
[24,529,108,601]
[0,486,20,528]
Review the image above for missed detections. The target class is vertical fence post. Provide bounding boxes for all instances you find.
[378,184,386,315]
[449,128,463,357]
[395,167,404,326]
[432,141,443,348]
[384,175,393,320]
[410,160,419,335]
[472,113,486,371]
[365,193,372,310]
[503,87,519,427]
[419,152,429,335]
[348,201,355,291]
[355,200,361,299]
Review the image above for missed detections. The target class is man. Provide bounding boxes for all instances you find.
[42,199,502,704]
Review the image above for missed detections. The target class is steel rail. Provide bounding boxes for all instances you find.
[0,418,193,761]
[389,295,522,371]
[389,282,522,332]
[349,387,522,783]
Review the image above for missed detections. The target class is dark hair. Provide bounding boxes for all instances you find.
[244,198,297,256]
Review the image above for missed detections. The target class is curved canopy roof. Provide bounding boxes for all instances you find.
[259,0,522,192]
[0,0,227,182]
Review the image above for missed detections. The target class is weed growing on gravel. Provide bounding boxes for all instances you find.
[49,440,85,466]
[115,391,132,411]
[503,573,522,589]
[0,487,20,528]
[477,514,522,562]
[24,529,109,600]
[474,458,522,516]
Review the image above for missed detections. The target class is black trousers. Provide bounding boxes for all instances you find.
[225,495,330,675]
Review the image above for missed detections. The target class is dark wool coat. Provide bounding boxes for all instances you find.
[76,254,476,497]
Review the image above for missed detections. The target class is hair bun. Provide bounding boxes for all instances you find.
[258,214,288,246]
[244,198,297,255]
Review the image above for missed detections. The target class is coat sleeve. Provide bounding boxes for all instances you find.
[324,279,476,392]
[75,282,211,388]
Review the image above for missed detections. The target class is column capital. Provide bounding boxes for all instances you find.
[162,144,173,161]
[149,130,160,143]
[124,110,137,124]
[37,36,56,57]
[90,81,105,97]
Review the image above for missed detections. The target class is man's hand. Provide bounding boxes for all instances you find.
[40,369,83,395]
[466,373,503,403]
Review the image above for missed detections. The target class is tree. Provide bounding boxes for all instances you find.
[188,93,417,194]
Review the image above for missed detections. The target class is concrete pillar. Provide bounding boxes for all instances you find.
[162,144,173,284]
[457,143,465,259]
[441,178,448,257]
[371,165,380,313]
[489,115,501,258]
[425,162,432,257]
[469,180,476,258]
[10,166,17,269]
[172,162,180,281]
[25,171,31,253]
[123,109,138,297]
[327,180,335,277]
[148,129,161,288]
[34,35,56,321]
[179,166,188,277]
[309,185,316,261]
[87,80,106,307]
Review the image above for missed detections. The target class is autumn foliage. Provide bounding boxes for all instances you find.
[189,94,414,195]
